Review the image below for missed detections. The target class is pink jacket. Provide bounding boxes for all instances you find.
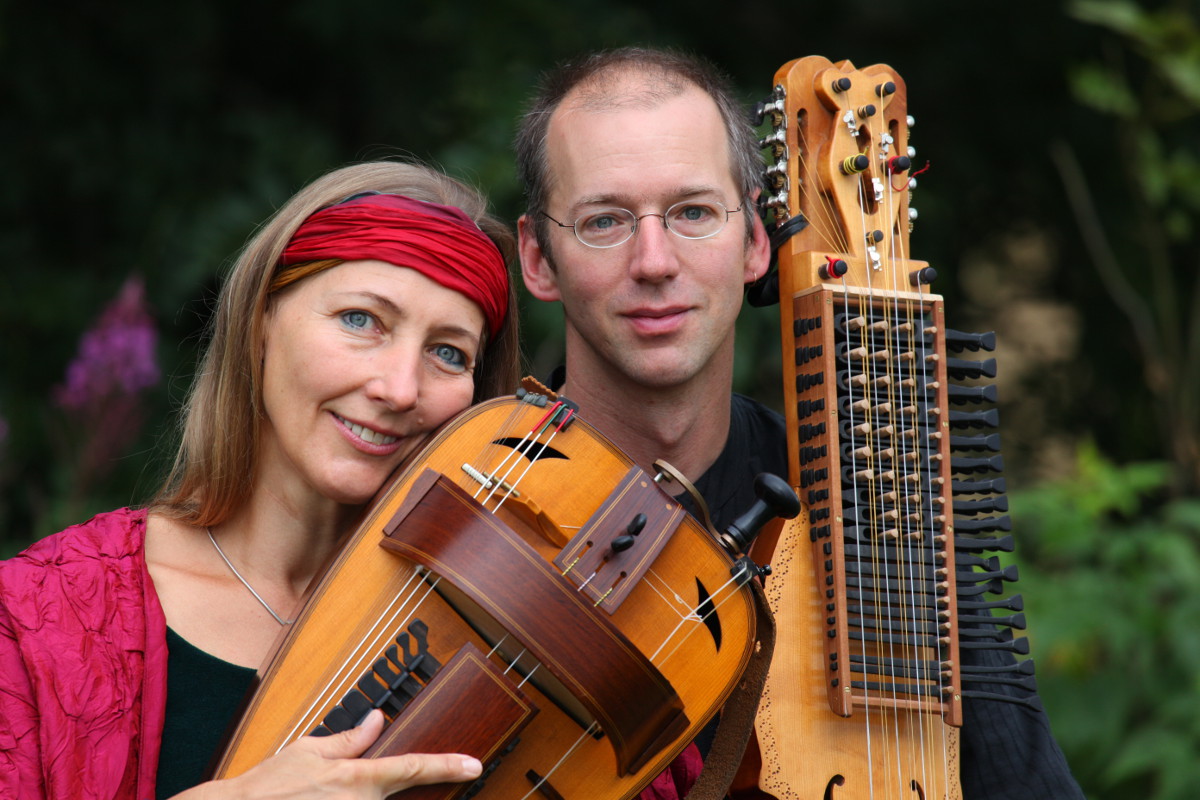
[0,508,167,800]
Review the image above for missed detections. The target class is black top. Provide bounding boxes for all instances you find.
[156,628,256,799]
[681,393,791,533]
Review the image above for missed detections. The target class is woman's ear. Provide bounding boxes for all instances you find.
[518,214,562,302]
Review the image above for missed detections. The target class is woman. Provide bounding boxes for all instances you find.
[0,161,521,799]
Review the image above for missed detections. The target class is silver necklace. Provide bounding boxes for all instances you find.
[206,528,295,626]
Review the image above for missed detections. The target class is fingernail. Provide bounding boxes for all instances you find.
[461,756,483,778]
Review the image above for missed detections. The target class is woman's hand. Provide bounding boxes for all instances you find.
[177,710,483,799]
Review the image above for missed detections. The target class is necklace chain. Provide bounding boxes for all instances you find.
[206,528,295,626]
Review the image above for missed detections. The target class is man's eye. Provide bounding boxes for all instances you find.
[341,310,373,330]
[676,204,715,222]
[583,214,621,231]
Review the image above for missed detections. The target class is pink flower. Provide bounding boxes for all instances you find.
[49,277,161,502]
[54,277,159,411]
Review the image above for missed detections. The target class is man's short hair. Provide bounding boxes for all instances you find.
[515,46,761,257]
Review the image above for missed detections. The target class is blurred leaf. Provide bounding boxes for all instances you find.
[1068,62,1138,116]
[1069,0,1146,34]
[1104,725,1197,797]
[1071,0,1200,104]
[1013,444,1200,799]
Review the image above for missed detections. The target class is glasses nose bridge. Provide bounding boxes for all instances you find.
[630,210,670,235]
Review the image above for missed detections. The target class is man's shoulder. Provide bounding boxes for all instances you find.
[691,395,788,529]
[710,393,787,477]
[729,393,786,438]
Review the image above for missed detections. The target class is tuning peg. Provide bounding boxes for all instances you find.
[946,357,997,380]
[959,611,1026,630]
[958,636,1029,656]
[947,384,999,405]
[952,476,1007,494]
[610,512,647,554]
[751,96,785,126]
[750,101,766,127]
[961,669,1038,692]
[954,515,1013,534]
[948,409,1000,429]
[944,329,997,353]
[954,534,1014,553]
[840,154,870,175]
[951,454,1004,474]
[956,559,1018,584]
[610,536,634,553]
[953,497,1010,516]
[758,129,786,154]
[957,593,1024,612]
[721,473,800,553]
[909,267,937,286]
[820,257,849,280]
[949,433,1002,452]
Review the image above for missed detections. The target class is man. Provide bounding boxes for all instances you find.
[515,47,1084,800]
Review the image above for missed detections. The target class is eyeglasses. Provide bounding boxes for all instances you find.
[540,200,743,249]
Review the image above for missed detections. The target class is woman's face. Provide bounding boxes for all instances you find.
[258,259,485,508]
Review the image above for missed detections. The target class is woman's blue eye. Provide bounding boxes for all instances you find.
[432,344,467,369]
[341,310,372,330]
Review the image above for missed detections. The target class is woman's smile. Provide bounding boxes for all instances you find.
[258,260,485,507]
[333,412,401,446]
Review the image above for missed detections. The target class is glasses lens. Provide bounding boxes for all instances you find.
[665,201,728,239]
[575,209,637,248]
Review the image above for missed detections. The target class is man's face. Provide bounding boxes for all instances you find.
[520,84,768,395]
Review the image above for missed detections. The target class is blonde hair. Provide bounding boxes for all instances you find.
[150,161,520,526]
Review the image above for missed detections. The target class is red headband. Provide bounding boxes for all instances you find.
[281,193,508,336]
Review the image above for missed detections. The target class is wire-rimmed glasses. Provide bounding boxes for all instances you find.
[540,200,743,249]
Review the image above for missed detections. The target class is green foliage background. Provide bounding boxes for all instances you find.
[2,1,1198,797]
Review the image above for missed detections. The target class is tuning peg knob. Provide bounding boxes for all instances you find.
[840,154,870,175]
[820,257,849,280]
[722,473,800,553]
[611,535,635,553]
